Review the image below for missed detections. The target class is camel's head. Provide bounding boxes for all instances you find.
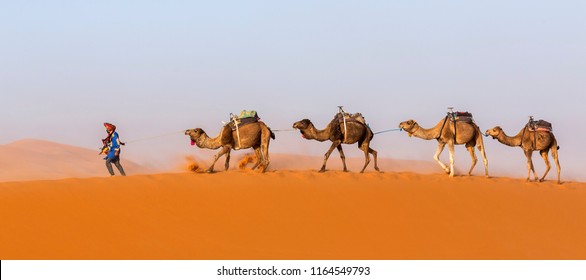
[292,119,312,130]
[292,119,312,138]
[399,120,418,137]
[485,126,503,140]
[185,128,205,146]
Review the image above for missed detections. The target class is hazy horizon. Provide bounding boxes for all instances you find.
[1,1,584,180]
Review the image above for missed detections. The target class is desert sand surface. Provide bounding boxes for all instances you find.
[0,139,153,182]
[1,169,585,260]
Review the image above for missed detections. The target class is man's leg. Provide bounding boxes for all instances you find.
[113,157,126,176]
[105,158,115,176]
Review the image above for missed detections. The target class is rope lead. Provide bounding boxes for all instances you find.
[373,128,403,135]
[125,130,185,144]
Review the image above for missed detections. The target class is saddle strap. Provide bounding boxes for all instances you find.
[436,116,449,140]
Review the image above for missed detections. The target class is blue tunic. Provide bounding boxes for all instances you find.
[107,132,121,159]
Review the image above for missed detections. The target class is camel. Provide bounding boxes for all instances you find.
[399,118,489,177]
[185,121,275,173]
[292,117,379,173]
[485,126,560,184]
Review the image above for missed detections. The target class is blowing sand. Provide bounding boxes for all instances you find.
[1,171,585,260]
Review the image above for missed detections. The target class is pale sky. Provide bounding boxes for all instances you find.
[1,1,585,180]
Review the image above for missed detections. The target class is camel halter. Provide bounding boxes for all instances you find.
[490,128,502,140]
[194,132,206,148]
[404,122,419,137]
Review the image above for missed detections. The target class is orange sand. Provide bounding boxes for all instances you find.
[1,171,585,260]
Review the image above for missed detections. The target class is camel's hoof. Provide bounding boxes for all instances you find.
[318,169,326,173]
[375,167,381,172]
[343,169,349,173]
[539,178,545,182]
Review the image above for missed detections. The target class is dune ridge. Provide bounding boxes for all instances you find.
[0,139,153,182]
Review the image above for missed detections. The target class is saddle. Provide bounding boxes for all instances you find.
[448,111,474,123]
[227,110,260,131]
[528,119,552,132]
[439,110,475,142]
[333,112,367,125]
[225,110,261,149]
[331,111,369,143]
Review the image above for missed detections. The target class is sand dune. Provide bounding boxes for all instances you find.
[1,170,584,260]
[0,139,153,182]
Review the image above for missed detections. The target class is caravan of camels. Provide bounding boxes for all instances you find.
[185,107,561,184]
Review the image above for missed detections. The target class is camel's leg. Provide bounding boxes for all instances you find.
[524,150,538,182]
[251,147,262,170]
[466,145,477,176]
[369,147,380,172]
[551,143,561,184]
[260,142,270,173]
[208,146,230,173]
[448,142,455,177]
[259,125,272,173]
[320,141,341,172]
[434,142,450,174]
[336,145,348,172]
[224,149,231,171]
[476,137,489,177]
[539,149,551,182]
[359,143,371,173]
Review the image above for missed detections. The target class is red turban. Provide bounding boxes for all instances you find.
[104,123,116,131]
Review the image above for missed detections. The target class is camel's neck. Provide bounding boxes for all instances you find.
[411,120,446,140]
[496,128,524,147]
[301,123,331,142]
[194,132,224,149]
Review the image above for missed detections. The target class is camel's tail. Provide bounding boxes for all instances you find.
[550,133,560,150]
[366,125,375,141]
[258,121,276,140]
